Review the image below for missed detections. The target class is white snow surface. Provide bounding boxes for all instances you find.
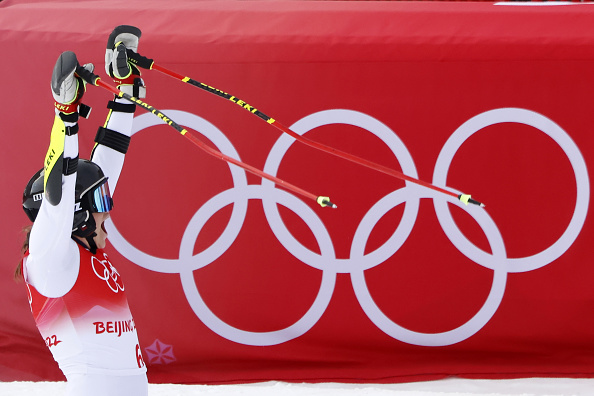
[1,378,594,396]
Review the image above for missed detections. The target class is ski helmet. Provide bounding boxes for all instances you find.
[22,159,113,237]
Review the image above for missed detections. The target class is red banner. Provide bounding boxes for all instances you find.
[1,0,593,384]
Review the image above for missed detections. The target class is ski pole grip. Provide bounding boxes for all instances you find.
[126,50,154,70]
[76,65,100,86]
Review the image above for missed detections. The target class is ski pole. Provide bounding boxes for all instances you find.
[75,66,336,209]
[127,51,484,208]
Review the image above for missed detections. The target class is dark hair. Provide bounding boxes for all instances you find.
[15,225,32,281]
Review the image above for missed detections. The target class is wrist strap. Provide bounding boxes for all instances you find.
[57,113,79,136]
[65,124,79,136]
[54,78,86,114]
[59,112,79,123]
[63,155,79,175]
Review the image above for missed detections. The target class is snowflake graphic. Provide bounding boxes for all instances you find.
[144,339,176,365]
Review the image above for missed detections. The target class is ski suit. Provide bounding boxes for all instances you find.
[23,99,148,396]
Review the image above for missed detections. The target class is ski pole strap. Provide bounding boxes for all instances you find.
[95,126,131,154]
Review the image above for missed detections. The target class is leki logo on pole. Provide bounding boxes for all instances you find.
[106,108,589,347]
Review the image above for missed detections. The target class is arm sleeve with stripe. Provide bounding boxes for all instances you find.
[25,118,81,298]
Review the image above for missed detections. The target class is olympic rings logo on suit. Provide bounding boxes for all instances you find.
[91,253,125,294]
[106,108,590,347]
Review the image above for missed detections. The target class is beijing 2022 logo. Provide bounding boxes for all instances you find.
[106,108,589,347]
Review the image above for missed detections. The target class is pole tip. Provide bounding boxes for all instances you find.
[458,194,485,208]
[317,196,337,209]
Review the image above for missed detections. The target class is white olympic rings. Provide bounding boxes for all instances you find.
[106,108,589,347]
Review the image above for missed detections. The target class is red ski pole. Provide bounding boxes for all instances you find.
[127,51,484,208]
[76,66,336,209]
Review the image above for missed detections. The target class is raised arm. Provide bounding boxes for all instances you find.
[91,25,145,196]
[25,52,91,297]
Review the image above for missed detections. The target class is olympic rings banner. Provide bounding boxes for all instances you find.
[2,0,594,384]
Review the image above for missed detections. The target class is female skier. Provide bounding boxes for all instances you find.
[18,26,149,396]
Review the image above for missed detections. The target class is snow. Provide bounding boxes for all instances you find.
[1,378,594,396]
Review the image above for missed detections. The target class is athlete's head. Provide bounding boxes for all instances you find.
[22,159,113,251]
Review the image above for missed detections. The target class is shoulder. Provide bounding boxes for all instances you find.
[25,239,81,298]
